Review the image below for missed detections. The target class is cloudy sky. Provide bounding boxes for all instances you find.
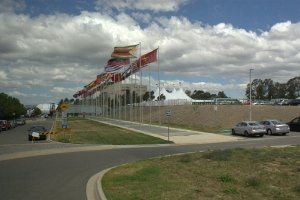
[1,0,300,105]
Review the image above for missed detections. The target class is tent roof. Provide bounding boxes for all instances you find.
[153,87,192,101]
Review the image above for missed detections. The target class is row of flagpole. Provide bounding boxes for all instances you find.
[73,43,161,124]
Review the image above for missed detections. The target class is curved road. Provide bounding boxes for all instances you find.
[1,119,300,200]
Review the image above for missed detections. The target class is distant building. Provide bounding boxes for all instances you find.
[36,103,58,114]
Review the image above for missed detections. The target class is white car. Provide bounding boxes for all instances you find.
[259,120,290,135]
[232,121,266,137]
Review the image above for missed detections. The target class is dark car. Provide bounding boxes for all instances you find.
[286,99,300,106]
[259,120,290,135]
[28,125,48,141]
[287,117,300,132]
[232,121,266,137]
[0,120,11,131]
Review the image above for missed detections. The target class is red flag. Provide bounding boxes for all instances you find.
[140,48,158,67]
[129,48,158,75]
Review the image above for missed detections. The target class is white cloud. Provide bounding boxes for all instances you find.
[95,0,188,12]
[1,7,300,104]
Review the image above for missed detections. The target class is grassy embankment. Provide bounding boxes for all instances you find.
[51,117,172,145]
[103,146,300,200]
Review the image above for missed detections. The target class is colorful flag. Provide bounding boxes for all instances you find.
[127,48,158,75]
[111,44,139,58]
[107,58,130,66]
[96,72,114,84]
[140,48,158,66]
[105,65,124,72]
[121,66,132,80]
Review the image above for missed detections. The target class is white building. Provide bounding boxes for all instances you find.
[36,103,58,114]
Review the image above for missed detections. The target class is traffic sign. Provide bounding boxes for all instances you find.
[165,110,171,117]
[60,102,69,111]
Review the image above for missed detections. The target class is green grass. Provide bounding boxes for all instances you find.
[102,146,300,200]
[52,117,172,145]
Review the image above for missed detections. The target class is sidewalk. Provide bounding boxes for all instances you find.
[88,117,243,144]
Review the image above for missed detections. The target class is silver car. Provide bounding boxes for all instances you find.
[259,120,290,135]
[232,121,266,137]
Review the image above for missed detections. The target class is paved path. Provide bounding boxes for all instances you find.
[88,117,243,144]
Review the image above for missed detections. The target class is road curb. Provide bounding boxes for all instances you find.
[87,168,113,200]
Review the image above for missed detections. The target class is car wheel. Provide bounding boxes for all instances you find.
[259,134,264,137]
[28,136,32,141]
[267,129,272,135]
[232,129,236,135]
[282,132,287,136]
[244,131,249,137]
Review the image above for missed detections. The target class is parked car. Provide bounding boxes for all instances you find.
[286,99,300,106]
[232,121,265,137]
[9,120,17,128]
[0,120,11,131]
[28,125,48,141]
[16,118,26,125]
[259,120,290,135]
[287,117,300,132]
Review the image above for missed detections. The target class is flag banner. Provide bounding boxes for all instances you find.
[131,59,141,74]
[126,48,158,75]
[73,91,80,98]
[140,48,158,66]
[110,73,122,83]
[121,66,132,80]
[105,65,124,72]
[96,72,114,84]
[111,44,139,58]
[107,58,130,66]
[85,80,97,90]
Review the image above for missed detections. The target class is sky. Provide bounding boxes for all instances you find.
[1,0,300,105]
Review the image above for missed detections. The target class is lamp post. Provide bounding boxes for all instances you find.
[249,69,254,121]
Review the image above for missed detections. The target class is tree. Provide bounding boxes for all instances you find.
[273,82,286,99]
[143,91,155,101]
[32,107,42,117]
[245,76,300,100]
[286,76,300,99]
[0,93,26,119]
[185,90,191,97]
[74,99,80,105]
[217,91,228,98]
[157,94,166,101]
[263,79,275,100]
[250,79,264,100]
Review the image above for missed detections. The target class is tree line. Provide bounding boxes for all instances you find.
[246,76,300,100]
[0,93,26,120]
[64,76,300,105]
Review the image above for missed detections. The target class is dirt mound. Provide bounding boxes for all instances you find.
[132,105,300,129]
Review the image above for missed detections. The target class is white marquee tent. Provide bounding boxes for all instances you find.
[153,87,192,101]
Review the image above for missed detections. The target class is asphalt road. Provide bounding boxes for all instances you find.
[1,119,300,200]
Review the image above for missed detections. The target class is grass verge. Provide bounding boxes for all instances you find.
[102,146,300,200]
[51,117,172,145]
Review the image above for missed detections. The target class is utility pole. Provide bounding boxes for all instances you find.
[249,69,254,121]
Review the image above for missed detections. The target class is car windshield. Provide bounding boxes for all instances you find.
[248,122,259,126]
[30,126,45,131]
[271,120,281,125]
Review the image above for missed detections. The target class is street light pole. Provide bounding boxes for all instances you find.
[249,69,254,121]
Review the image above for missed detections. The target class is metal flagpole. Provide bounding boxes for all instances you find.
[139,42,142,124]
[130,59,133,121]
[157,47,161,124]
[148,54,151,124]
